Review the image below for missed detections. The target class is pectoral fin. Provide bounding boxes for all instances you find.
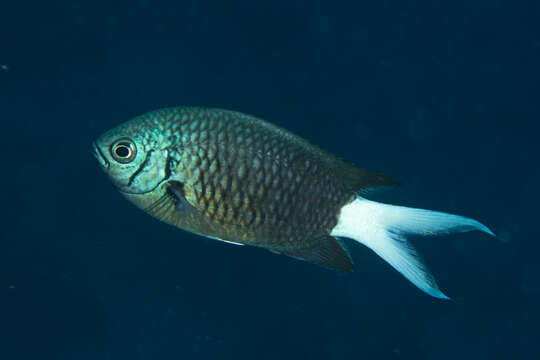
[144,180,200,223]
[281,236,354,272]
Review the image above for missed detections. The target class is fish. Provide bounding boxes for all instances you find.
[93,107,494,299]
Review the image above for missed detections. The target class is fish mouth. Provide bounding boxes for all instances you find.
[92,142,110,169]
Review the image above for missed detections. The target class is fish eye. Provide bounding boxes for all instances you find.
[111,139,137,164]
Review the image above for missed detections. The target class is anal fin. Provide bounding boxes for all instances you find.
[281,236,354,272]
[207,235,244,246]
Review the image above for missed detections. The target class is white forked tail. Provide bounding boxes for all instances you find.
[330,196,494,299]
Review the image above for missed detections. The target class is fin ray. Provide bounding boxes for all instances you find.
[280,235,354,272]
[330,197,494,298]
[338,164,399,192]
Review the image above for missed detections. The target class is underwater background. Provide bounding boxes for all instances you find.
[1,1,539,359]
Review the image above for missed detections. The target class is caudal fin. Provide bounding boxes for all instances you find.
[330,197,494,299]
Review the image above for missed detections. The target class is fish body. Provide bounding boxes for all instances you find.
[94,107,493,298]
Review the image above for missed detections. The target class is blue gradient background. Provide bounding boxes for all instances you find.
[1,1,539,359]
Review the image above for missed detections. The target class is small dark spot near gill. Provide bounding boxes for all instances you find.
[167,180,185,199]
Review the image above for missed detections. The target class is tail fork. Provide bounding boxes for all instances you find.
[330,197,494,299]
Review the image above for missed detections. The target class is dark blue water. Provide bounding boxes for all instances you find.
[2,1,539,359]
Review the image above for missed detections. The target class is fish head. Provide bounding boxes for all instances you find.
[92,117,170,195]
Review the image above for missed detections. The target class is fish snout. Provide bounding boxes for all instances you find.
[92,142,110,169]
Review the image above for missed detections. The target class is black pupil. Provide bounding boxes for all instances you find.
[115,145,130,158]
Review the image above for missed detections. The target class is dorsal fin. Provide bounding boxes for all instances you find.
[338,163,398,192]
[280,235,354,272]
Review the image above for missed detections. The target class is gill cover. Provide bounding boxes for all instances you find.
[94,133,170,194]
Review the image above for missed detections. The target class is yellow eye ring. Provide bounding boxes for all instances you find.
[111,139,137,164]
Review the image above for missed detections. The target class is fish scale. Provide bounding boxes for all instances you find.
[94,106,493,297]
[125,108,353,248]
